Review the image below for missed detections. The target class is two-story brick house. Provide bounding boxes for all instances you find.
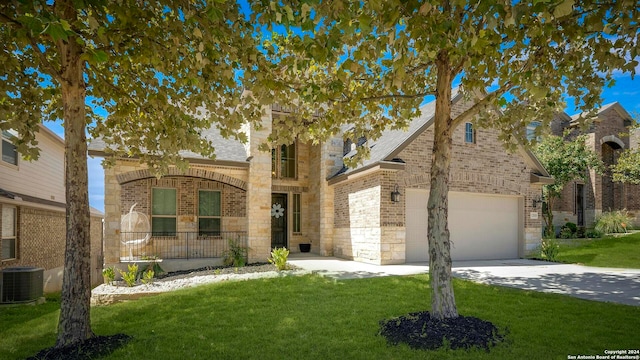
[1,124,103,292]
[90,92,552,269]
[550,102,640,228]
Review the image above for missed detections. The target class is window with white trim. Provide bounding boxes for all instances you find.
[1,130,18,166]
[151,188,177,235]
[198,190,221,236]
[464,123,475,144]
[2,205,17,260]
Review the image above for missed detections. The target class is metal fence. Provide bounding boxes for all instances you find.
[119,231,247,260]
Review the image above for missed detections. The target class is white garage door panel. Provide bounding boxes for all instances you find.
[405,189,520,262]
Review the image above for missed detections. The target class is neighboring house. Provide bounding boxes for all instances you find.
[89,92,552,269]
[550,102,640,228]
[0,124,103,292]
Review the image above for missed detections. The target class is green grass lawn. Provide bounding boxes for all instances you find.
[556,232,640,268]
[2,275,638,360]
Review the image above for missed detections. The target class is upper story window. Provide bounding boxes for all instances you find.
[2,205,17,261]
[464,123,476,144]
[272,142,297,179]
[2,130,18,166]
[198,190,221,236]
[151,188,177,235]
[526,121,542,141]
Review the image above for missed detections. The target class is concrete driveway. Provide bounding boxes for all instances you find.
[288,255,640,306]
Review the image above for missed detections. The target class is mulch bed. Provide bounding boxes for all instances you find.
[379,311,506,351]
[26,334,132,360]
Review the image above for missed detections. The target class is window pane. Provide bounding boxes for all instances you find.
[198,218,220,235]
[280,144,296,178]
[152,218,176,235]
[2,239,15,260]
[199,190,221,216]
[465,123,474,143]
[152,188,176,215]
[293,193,301,233]
[271,148,276,177]
[2,207,16,238]
[2,139,17,165]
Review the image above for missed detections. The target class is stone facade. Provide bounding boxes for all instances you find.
[97,101,547,269]
[551,103,640,228]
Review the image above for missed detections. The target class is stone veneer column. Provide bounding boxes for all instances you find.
[246,108,272,263]
[318,137,343,256]
[103,165,122,267]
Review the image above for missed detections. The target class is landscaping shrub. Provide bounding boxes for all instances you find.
[268,247,290,271]
[142,269,154,285]
[540,239,560,262]
[119,263,139,287]
[595,210,633,234]
[559,227,574,239]
[559,222,577,239]
[564,222,577,233]
[585,228,602,238]
[102,266,116,285]
[223,239,247,267]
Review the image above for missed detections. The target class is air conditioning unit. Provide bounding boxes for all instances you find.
[1,267,44,303]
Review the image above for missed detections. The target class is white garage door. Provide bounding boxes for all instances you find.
[405,189,520,262]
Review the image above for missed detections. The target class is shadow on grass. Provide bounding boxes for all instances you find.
[453,269,640,306]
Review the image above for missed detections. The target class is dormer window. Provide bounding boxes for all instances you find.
[464,123,476,144]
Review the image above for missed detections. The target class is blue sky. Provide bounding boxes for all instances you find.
[44,73,639,214]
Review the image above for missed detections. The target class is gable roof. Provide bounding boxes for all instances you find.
[88,124,249,166]
[330,89,551,184]
[570,102,633,123]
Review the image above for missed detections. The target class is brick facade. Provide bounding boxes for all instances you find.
[551,104,640,228]
[99,102,546,268]
[332,96,545,264]
[0,202,103,292]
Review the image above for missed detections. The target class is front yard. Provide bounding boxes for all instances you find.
[556,232,640,269]
[2,274,639,360]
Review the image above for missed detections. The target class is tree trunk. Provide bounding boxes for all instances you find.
[428,55,458,320]
[56,1,94,347]
[543,193,555,238]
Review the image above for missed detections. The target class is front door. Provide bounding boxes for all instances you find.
[576,184,585,226]
[271,194,287,249]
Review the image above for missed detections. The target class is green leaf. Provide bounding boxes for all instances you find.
[552,0,575,18]
[42,23,69,41]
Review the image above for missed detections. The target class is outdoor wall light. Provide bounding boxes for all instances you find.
[391,185,401,203]
[532,195,543,208]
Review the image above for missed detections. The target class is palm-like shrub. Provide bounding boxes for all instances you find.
[595,210,633,234]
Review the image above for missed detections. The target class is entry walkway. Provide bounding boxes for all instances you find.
[288,254,640,306]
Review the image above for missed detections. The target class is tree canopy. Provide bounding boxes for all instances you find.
[1,0,266,172]
[535,133,605,235]
[1,0,266,347]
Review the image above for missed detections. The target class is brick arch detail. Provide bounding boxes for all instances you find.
[402,172,526,195]
[116,168,247,190]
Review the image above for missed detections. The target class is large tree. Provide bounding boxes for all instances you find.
[534,133,604,237]
[253,0,639,319]
[0,0,264,347]
[612,148,640,184]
